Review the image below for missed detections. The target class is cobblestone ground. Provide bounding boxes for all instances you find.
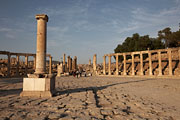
[0,76,180,120]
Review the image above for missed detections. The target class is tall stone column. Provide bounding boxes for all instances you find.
[67,56,70,72]
[63,54,66,66]
[25,55,28,75]
[123,53,127,75]
[49,56,52,74]
[16,55,20,76]
[72,57,76,71]
[116,54,119,75]
[70,58,72,71]
[108,55,111,75]
[140,52,144,75]
[168,49,173,75]
[20,14,55,98]
[148,51,153,75]
[74,56,77,70]
[33,56,36,70]
[158,51,162,76]
[7,53,11,77]
[131,53,135,75]
[35,14,48,74]
[93,54,97,71]
[103,56,106,75]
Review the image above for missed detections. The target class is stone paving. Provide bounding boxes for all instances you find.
[0,76,180,120]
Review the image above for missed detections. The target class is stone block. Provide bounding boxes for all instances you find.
[20,75,55,97]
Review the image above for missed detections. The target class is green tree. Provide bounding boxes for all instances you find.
[158,27,180,48]
[114,33,165,61]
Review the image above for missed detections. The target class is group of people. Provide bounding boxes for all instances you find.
[72,70,87,78]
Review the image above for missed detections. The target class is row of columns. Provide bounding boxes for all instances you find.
[103,48,179,76]
[0,53,52,77]
[60,53,77,73]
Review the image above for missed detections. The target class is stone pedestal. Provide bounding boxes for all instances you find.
[20,74,55,97]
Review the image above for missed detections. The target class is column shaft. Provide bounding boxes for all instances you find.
[93,54,97,71]
[103,56,106,75]
[131,53,135,75]
[158,51,162,76]
[148,51,153,75]
[140,52,144,75]
[25,56,28,75]
[123,53,127,75]
[74,56,77,70]
[116,54,119,75]
[70,58,72,71]
[49,56,52,74]
[35,14,48,74]
[168,49,173,75]
[108,55,111,75]
[16,55,20,76]
[67,56,70,72]
[33,56,36,70]
[63,54,66,65]
[7,54,11,77]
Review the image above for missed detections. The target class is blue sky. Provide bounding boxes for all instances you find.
[0,0,180,64]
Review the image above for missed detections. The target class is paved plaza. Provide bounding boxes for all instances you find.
[0,76,180,120]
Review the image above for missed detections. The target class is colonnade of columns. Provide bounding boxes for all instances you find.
[103,47,180,76]
[58,53,77,75]
[0,51,52,77]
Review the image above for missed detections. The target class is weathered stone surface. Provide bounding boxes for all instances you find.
[1,76,180,119]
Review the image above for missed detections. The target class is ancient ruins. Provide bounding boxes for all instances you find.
[0,14,180,119]
[0,51,52,77]
[57,54,78,77]
[102,47,180,76]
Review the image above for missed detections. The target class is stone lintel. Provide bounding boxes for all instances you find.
[35,14,48,22]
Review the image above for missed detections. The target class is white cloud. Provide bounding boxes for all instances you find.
[116,5,180,34]
[0,27,24,39]
[0,27,12,32]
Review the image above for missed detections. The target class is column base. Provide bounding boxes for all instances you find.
[20,91,55,97]
[20,74,55,97]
